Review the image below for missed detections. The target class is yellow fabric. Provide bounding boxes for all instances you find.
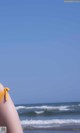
[0,87,10,103]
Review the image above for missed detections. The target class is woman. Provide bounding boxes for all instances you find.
[0,83,23,133]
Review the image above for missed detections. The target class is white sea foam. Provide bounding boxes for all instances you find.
[59,106,70,111]
[16,106,26,110]
[35,111,44,114]
[16,105,70,111]
[21,119,80,129]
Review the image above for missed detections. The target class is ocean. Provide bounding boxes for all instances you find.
[16,102,80,133]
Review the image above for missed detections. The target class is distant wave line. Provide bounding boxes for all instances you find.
[16,105,70,111]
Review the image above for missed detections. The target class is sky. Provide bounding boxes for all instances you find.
[0,0,80,104]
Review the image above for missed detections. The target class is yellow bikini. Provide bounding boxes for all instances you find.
[0,87,10,103]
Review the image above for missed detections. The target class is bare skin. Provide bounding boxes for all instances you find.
[0,83,23,133]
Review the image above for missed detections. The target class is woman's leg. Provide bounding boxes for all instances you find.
[0,83,23,133]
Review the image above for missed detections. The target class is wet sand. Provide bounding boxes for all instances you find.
[24,130,80,133]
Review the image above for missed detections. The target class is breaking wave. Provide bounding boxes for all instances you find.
[21,119,80,130]
[16,105,70,111]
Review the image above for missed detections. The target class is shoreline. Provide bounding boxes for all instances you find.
[23,129,80,133]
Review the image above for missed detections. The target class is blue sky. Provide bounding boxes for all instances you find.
[0,0,80,104]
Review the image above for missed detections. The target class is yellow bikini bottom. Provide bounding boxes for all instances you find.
[0,88,10,103]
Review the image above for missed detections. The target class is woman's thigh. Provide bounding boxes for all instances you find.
[0,83,23,133]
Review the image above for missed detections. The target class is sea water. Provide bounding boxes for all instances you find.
[16,102,80,133]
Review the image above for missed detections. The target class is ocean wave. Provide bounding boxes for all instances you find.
[16,105,70,111]
[21,119,80,130]
[35,111,44,114]
[16,104,80,117]
[16,106,26,110]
